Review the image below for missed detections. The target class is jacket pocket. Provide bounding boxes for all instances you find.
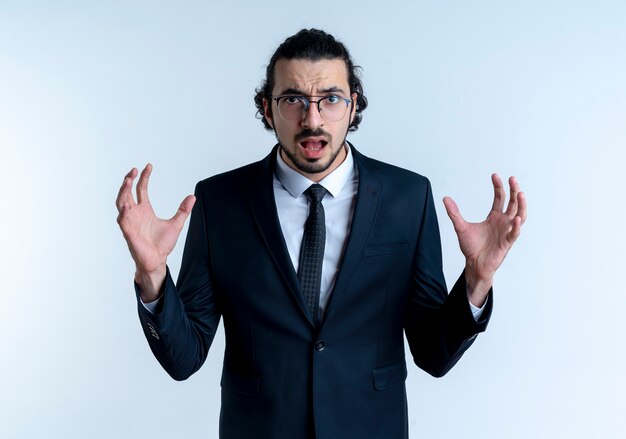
[364,241,409,257]
[220,369,260,396]
[372,361,408,391]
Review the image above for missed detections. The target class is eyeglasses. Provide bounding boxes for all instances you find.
[272,95,353,122]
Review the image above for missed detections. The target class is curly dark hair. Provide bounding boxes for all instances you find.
[254,29,368,132]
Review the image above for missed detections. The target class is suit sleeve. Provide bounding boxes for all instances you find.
[135,182,221,381]
[404,178,492,378]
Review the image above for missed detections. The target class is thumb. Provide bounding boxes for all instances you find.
[170,195,196,228]
[443,196,466,233]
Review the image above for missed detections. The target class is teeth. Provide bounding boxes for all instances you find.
[302,141,324,151]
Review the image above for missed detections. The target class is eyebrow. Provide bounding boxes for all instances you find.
[277,86,347,96]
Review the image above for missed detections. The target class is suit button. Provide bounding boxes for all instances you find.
[315,340,326,352]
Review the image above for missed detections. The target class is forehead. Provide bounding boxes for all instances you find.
[272,58,349,95]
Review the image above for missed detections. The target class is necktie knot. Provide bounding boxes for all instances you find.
[305,184,326,205]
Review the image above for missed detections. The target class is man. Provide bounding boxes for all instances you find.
[116,29,526,439]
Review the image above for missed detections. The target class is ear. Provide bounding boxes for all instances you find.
[349,93,358,125]
[263,98,274,129]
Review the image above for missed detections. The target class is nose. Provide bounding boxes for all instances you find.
[302,100,324,128]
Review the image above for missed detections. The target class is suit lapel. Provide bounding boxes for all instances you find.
[246,147,315,327]
[321,146,381,324]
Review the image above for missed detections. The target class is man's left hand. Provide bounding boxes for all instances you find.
[443,174,527,307]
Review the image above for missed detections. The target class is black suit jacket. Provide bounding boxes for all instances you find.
[137,144,492,439]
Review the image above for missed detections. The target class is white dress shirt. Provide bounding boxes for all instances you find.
[273,144,358,317]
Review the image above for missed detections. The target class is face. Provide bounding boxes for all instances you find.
[263,58,357,182]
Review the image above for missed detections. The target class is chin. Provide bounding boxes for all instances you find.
[294,158,331,175]
[279,138,346,178]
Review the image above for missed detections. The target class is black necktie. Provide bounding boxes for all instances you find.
[298,184,327,325]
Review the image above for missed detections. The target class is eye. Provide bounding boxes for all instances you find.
[283,96,304,105]
[325,95,341,104]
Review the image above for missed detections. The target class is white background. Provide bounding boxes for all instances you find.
[1,1,625,438]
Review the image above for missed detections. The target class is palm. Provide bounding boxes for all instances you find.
[444,174,526,282]
[116,164,195,274]
[120,201,182,273]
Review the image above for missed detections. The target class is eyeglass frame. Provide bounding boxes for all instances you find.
[271,95,354,122]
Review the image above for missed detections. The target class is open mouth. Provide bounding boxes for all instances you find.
[299,139,328,151]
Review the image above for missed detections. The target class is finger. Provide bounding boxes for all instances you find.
[517,191,527,224]
[443,196,467,234]
[115,168,138,212]
[116,201,132,231]
[136,163,153,204]
[169,195,197,230]
[506,215,523,246]
[505,176,520,218]
[490,173,506,213]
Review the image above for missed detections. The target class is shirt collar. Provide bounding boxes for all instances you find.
[275,143,355,199]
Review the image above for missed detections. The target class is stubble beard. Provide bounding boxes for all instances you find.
[276,128,349,176]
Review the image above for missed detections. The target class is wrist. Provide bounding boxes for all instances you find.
[135,266,167,303]
[464,264,493,308]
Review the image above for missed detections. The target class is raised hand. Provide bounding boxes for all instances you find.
[116,164,196,301]
[443,174,526,306]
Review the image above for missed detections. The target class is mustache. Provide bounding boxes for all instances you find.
[294,128,331,142]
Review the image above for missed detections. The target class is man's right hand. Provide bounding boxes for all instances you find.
[116,164,196,302]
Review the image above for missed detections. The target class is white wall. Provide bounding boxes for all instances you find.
[1,1,624,438]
